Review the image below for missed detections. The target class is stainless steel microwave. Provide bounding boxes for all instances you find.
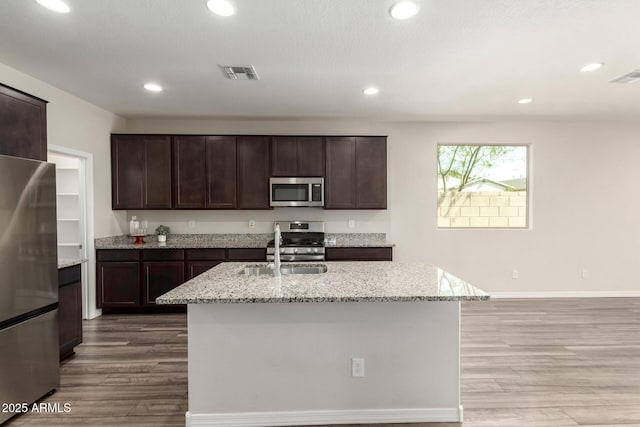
[269,177,324,207]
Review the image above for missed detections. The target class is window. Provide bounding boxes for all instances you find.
[437,145,528,228]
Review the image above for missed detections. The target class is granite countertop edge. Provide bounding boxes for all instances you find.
[157,295,489,304]
[58,259,87,269]
[156,261,489,305]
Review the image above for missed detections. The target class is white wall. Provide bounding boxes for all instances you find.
[128,118,640,295]
[0,61,127,238]
[188,302,461,424]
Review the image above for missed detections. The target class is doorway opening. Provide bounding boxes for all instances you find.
[48,145,98,319]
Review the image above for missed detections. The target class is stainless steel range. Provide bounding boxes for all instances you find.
[266,221,325,262]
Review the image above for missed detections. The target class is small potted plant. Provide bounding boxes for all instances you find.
[155,225,170,243]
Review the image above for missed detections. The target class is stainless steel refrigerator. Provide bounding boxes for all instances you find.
[0,154,59,424]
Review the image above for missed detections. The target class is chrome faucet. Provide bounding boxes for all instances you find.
[273,223,282,277]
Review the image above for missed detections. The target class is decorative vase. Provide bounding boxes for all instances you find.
[158,235,166,243]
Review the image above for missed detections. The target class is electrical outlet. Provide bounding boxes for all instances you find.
[348,219,355,229]
[581,269,589,279]
[512,269,519,279]
[249,220,255,228]
[188,220,196,229]
[351,358,365,377]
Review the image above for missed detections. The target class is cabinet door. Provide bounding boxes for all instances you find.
[0,84,47,161]
[173,136,206,208]
[111,135,144,209]
[97,262,140,307]
[58,265,82,360]
[206,136,237,209]
[237,136,270,209]
[356,137,387,209]
[325,247,392,261]
[296,137,324,176]
[271,137,298,176]
[325,137,356,209]
[186,261,223,279]
[143,135,172,208]
[143,261,185,306]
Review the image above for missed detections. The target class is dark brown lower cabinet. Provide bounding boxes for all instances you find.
[58,265,83,360]
[325,247,393,261]
[97,261,140,308]
[186,249,226,279]
[96,247,268,312]
[143,261,185,306]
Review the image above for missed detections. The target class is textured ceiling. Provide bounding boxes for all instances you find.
[0,0,638,120]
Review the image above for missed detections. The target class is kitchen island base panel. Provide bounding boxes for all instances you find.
[185,406,463,426]
[187,301,462,426]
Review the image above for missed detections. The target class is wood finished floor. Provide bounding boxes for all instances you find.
[5,298,640,427]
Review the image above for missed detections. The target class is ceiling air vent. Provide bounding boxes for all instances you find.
[221,65,259,80]
[609,70,640,84]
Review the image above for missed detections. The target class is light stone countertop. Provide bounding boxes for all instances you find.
[95,233,394,249]
[58,258,87,269]
[326,233,394,247]
[156,261,489,304]
[95,234,272,249]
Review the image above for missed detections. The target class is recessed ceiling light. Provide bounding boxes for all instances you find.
[390,1,419,20]
[143,83,163,92]
[363,87,380,95]
[517,98,533,104]
[207,0,235,16]
[580,62,604,72]
[36,0,70,13]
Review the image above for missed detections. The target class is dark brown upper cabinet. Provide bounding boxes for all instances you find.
[112,134,172,209]
[271,136,324,177]
[111,133,386,211]
[325,136,387,209]
[0,83,47,161]
[325,137,357,209]
[205,136,237,209]
[355,136,387,209]
[173,135,207,209]
[173,135,237,209]
[237,136,270,209]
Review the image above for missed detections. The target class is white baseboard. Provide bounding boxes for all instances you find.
[186,406,463,426]
[491,291,640,299]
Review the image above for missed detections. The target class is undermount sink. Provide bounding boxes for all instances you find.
[242,264,328,276]
[280,265,328,275]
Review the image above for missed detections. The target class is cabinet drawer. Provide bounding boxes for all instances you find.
[325,247,392,261]
[187,261,223,280]
[58,264,81,287]
[227,248,266,261]
[142,249,185,261]
[97,250,140,262]
[186,249,226,261]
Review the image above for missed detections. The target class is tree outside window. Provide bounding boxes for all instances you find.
[437,145,528,228]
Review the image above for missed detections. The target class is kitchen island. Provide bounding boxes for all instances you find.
[157,262,488,427]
